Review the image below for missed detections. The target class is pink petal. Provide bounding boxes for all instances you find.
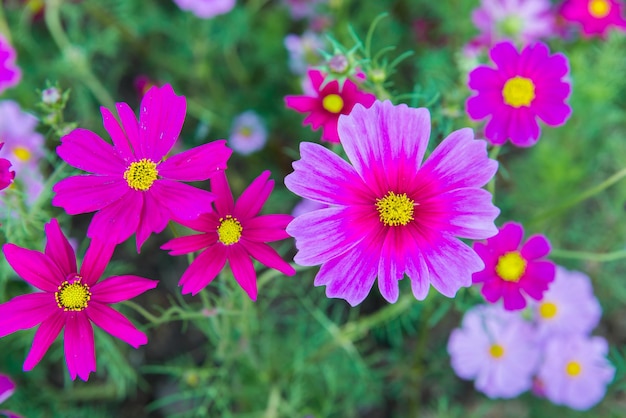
[176,212,220,233]
[101,106,133,161]
[158,141,231,182]
[406,249,430,300]
[52,175,129,215]
[44,219,77,278]
[502,286,527,310]
[284,142,368,206]
[135,188,170,252]
[521,234,551,260]
[208,170,234,214]
[0,375,15,403]
[23,311,65,371]
[285,95,318,113]
[57,128,126,175]
[466,92,502,121]
[377,228,403,303]
[508,108,540,147]
[533,100,572,126]
[161,233,216,255]
[86,302,148,348]
[116,102,142,156]
[179,244,227,295]
[63,313,96,381]
[150,179,216,221]
[234,171,272,220]
[489,41,520,78]
[91,275,157,304]
[487,222,524,252]
[240,240,295,276]
[80,238,115,286]
[484,107,512,145]
[244,214,293,242]
[228,245,258,301]
[0,293,56,338]
[3,244,63,292]
[468,66,504,91]
[86,189,143,246]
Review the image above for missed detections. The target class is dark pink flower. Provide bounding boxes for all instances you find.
[560,0,626,37]
[52,84,232,251]
[162,170,295,300]
[0,219,157,381]
[472,221,556,310]
[0,144,15,191]
[285,69,376,143]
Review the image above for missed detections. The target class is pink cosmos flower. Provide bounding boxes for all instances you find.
[538,334,615,410]
[284,31,325,75]
[161,170,296,300]
[560,0,626,37]
[282,0,327,19]
[52,84,232,251]
[0,373,21,418]
[466,41,571,147]
[472,221,556,310]
[471,0,556,46]
[0,219,158,381]
[228,111,267,155]
[0,100,45,176]
[172,0,236,19]
[285,100,500,306]
[448,304,540,398]
[0,35,21,94]
[285,69,376,143]
[0,144,15,191]
[532,265,602,340]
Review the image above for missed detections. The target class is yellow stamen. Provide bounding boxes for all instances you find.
[565,361,582,377]
[502,76,536,108]
[55,278,91,312]
[322,94,344,114]
[123,158,158,191]
[12,146,32,162]
[489,344,505,359]
[495,251,527,282]
[217,215,243,245]
[588,0,611,18]
[375,191,415,227]
[539,301,558,319]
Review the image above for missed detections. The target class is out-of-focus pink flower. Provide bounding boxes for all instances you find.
[0,373,22,418]
[284,31,325,75]
[172,0,236,19]
[282,0,327,20]
[0,144,15,191]
[0,101,45,175]
[0,35,21,94]
[228,111,267,155]
[560,0,626,37]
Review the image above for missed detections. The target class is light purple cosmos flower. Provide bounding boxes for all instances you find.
[228,111,267,155]
[284,31,325,75]
[538,334,615,410]
[0,35,21,94]
[285,100,499,306]
[448,304,540,398]
[0,101,45,175]
[532,266,602,340]
[172,0,236,19]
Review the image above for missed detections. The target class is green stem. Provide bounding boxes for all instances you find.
[551,248,626,263]
[0,3,11,42]
[486,146,501,198]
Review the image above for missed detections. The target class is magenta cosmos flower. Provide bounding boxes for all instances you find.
[473,221,556,310]
[0,35,21,94]
[162,170,296,300]
[285,69,376,143]
[560,0,626,36]
[172,0,236,19]
[448,304,540,398]
[52,84,232,251]
[538,334,615,410]
[0,144,15,191]
[466,41,571,147]
[285,100,500,306]
[0,219,157,381]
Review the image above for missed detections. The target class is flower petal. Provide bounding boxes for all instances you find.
[23,311,65,372]
[86,189,143,247]
[3,244,63,292]
[244,214,293,242]
[234,171,272,220]
[0,293,56,338]
[135,188,171,252]
[521,234,551,260]
[158,141,231,182]
[179,244,227,295]
[44,219,77,278]
[52,175,129,215]
[240,240,295,276]
[161,233,216,255]
[91,275,157,304]
[87,302,148,348]
[228,245,258,301]
[151,179,216,221]
[63,313,96,381]
[80,238,116,286]
[116,102,142,156]
[487,222,524,252]
[377,228,403,303]
[207,169,234,214]
[57,128,126,175]
[0,375,15,404]
[101,106,133,161]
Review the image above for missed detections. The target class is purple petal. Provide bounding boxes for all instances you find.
[44,219,77,278]
[116,102,142,156]
[234,171,272,220]
[466,92,501,121]
[468,66,504,91]
[490,41,520,77]
[534,100,572,126]
[0,375,15,404]
[161,233,216,255]
[57,129,126,175]
[521,234,551,260]
[244,214,293,242]
[487,222,524,252]
[377,228,403,303]
[52,175,129,215]
[508,108,540,147]
[179,244,227,295]
[23,311,65,372]
[64,313,96,381]
[86,302,148,348]
[158,141,231,182]
[0,293,56,338]
[406,247,430,300]
[100,106,133,161]
[86,189,143,246]
[91,275,157,304]
[80,238,115,286]
[150,179,216,221]
[228,245,258,301]
[208,170,234,214]
[240,240,296,276]
[484,107,512,145]
[3,244,63,292]
[135,188,171,252]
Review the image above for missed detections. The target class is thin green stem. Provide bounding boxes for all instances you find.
[0,3,11,42]
[551,248,626,263]
[486,146,501,198]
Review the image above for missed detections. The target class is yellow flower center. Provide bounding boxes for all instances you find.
[123,158,158,191]
[539,301,558,319]
[217,215,243,245]
[588,0,611,18]
[499,15,524,37]
[12,146,32,162]
[565,361,582,377]
[55,278,91,312]
[502,76,536,108]
[495,251,527,282]
[239,126,253,137]
[489,344,505,359]
[322,94,344,114]
[375,191,415,227]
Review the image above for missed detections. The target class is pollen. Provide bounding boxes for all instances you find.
[489,343,505,359]
[322,94,344,114]
[218,215,243,245]
[539,301,558,319]
[124,158,158,191]
[565,361,582,377]
[12,146,32,162]
[588,0,610,18]
[375,191,415,227]
[502,76,535,108]
[55,278,91,312]
[495,251,527,282]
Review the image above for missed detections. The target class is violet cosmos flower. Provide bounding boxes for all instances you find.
[0,144,15,191]
[285,100,499,306]
[172,0,236,19]
[471,0,556,46]
[0,373,21,418]
[448,304,540,398]
[285,69,376,143]
[52,84,232,252]
[0,35,21,94]
[0,100,45,176]
[532,265,602,340]
[0,219,157,381]
[560,0,626,37]
[284,31,325,75]
[538,334,615,410]
[228,111,267,155]
[162,170,295,300]
[473,222,556,310]
[466,41,571,147]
